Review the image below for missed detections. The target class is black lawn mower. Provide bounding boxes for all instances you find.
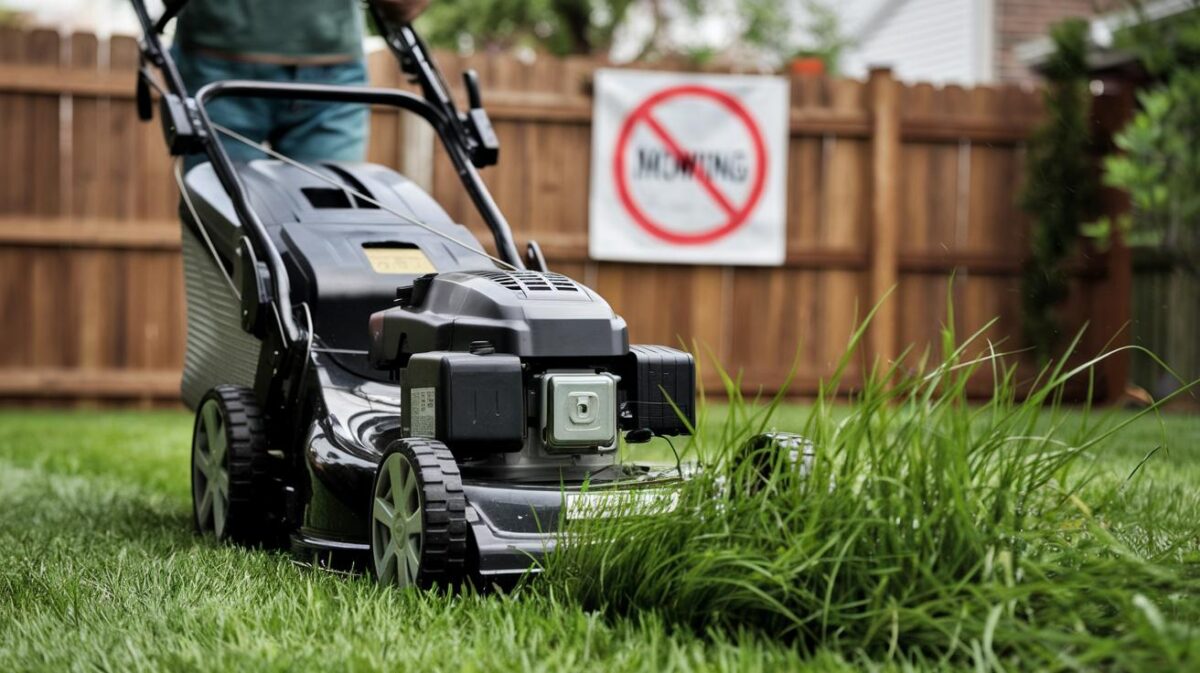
[129,0,712,588]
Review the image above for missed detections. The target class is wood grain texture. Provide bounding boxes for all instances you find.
[868,69,901,370]
[0,28,1121,403]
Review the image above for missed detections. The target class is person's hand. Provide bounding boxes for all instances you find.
[373,0,431,24]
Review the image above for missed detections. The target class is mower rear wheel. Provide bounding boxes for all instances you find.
[370,439,467,589]
[191,385,279,546]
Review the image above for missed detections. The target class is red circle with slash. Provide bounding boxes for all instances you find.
[613,85,768,245]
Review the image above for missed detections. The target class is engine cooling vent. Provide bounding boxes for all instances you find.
[478,271,583,294]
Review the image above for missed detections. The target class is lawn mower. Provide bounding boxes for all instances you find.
[129,0,701,588]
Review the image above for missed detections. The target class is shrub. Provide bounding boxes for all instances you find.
[1019,19,1095,363]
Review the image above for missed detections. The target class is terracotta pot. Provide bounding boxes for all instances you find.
[789,57,825,76]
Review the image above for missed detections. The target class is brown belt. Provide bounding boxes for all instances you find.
[191,46,360,66]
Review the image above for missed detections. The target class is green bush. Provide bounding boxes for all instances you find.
[1088,71,1200,256]
[1019,19,1095,363]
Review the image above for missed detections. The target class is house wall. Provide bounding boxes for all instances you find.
[995,0,1098,84]
[842,0,988,84]
[841,0,1100,85]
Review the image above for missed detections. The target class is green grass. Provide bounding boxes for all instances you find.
[2,302,1199,672]
[543,316,1200,671]
[0,411,830,672]
[0,400,1196,671]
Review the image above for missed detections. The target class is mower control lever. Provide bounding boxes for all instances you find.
[136,70,153,121]
[372,10,502,170]
[155,0,189,34]
[134,60,206,154]
[463,70,484,109]
[525,241,548,272]
[461,70,499,167]
[157,94,207,155]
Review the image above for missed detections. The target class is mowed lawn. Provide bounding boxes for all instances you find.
[0,406,1197,671]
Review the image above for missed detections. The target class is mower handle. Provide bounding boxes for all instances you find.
[127,0,529,348]
[192,79,525,269]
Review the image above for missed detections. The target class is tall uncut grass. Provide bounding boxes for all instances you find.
[542,306,1200,669]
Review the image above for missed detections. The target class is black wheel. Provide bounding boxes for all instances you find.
[734,432,816,494]
[370,438,468,588]
[191,385,280,545]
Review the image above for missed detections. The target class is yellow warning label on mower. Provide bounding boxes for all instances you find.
[363,246,437,275]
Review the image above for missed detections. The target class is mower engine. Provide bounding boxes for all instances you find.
[368,270,693,470]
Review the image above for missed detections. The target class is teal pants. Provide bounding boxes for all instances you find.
[172,45,369,170]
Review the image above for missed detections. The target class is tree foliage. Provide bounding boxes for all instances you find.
[417,0,638,56]
[1019,19,1095,362]
[1115,1,1200,77]
[1085,6,1200,272]
[415,0,849,67]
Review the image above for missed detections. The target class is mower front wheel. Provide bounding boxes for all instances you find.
[734,432,816,494]
[190,385,279,546]
[370,439,468,589]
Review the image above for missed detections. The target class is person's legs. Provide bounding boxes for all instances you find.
[171,45,275,171]
[271,59,369,163]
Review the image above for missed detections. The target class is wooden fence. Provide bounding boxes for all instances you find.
[0,27,1129,405]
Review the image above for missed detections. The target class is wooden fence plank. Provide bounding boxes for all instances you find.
[0,64,1041,143]
[25,30,71,372]
[0,29,31,216]
[0,368,181,398]
[1093,89,1136,400]
[70,32,109,375]
[896,82,947,364]
[0,217,180,249]
[868,68,901,368]
[0,28,32,372]
[0,28,1124,403]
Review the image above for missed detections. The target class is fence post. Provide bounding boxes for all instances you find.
[1094,85,1135,403]
[868,67,901,370]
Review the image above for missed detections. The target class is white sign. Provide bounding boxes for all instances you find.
[588,69,790,266]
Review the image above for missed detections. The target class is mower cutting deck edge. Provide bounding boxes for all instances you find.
[130,1,709,588]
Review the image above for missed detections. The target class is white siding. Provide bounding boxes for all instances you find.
[842,0,993,85]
